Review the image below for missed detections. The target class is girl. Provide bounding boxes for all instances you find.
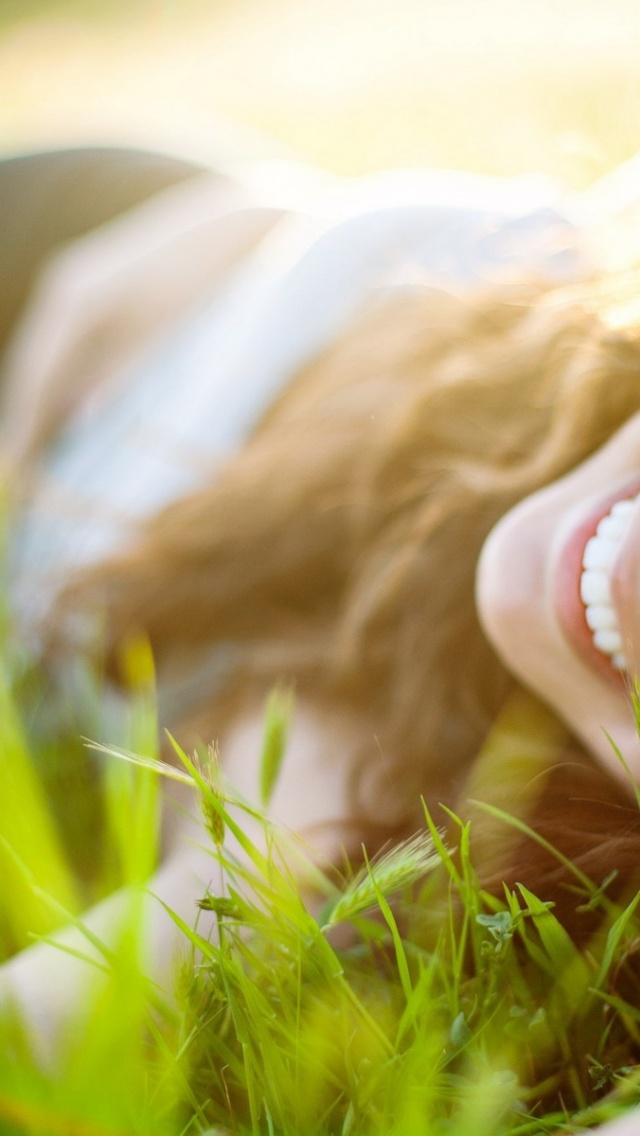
[2,146,640,1135]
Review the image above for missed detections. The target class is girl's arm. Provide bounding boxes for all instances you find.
[0,698,368,1065]
[0,171,289,468]
[0,835,219,1065]
[591,1111,640,1136]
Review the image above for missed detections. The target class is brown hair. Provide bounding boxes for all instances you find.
[49,276,640,925]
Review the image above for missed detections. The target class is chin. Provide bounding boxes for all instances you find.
[475,494,552,687]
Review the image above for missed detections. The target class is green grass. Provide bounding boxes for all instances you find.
[0,0,210,31]
[3,654,640,1135]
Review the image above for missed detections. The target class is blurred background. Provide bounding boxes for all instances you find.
[0,0,639,188]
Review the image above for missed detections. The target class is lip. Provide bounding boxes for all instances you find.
[553,475,640,686]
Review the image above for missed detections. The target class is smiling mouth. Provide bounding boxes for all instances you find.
[580,495,640,672]
[554,478,640,683]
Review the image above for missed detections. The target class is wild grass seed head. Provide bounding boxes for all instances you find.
[194,742,226,846]
[323,831,442,928]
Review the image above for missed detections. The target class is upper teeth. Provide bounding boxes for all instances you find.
[580,496,639,671]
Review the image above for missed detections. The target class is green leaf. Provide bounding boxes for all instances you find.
[259,684,294,809]
[593,890,640,991]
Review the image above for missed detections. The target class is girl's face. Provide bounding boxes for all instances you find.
[476,410,640,787]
